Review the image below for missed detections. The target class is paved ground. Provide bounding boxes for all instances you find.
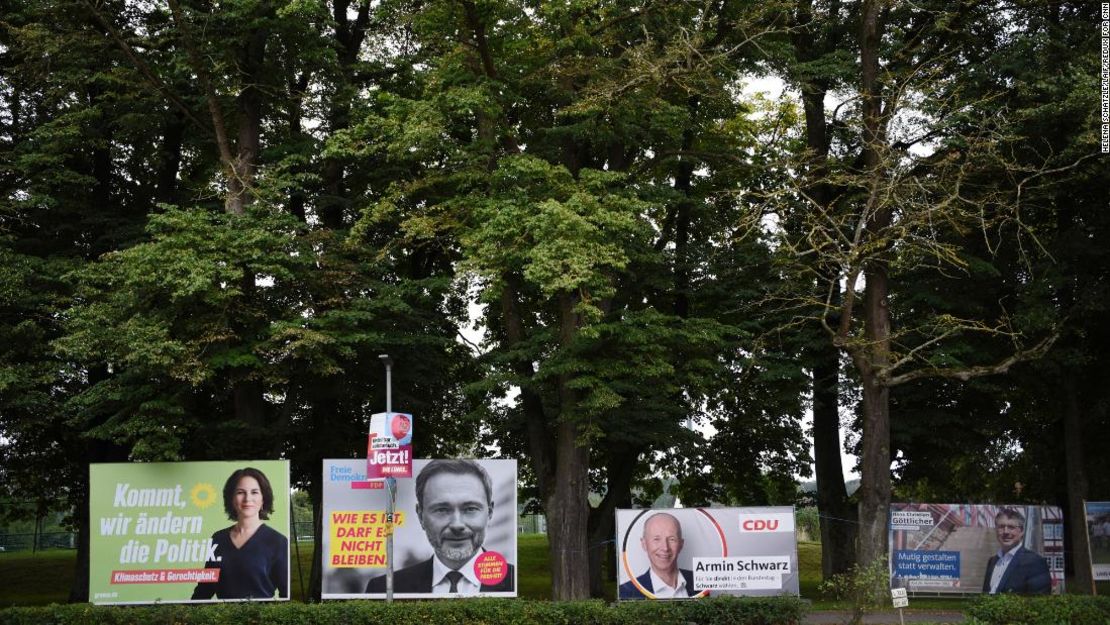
[804,610,965,624]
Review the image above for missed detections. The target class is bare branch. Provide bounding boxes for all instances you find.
[166,0,243,213]
[885,332,1058,386]
[77,0,210,135]
[881,326,958,375]
[456,330,485,356]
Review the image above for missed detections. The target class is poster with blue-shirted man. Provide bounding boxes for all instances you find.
[89,461,290,604]
[888,503,1064,595]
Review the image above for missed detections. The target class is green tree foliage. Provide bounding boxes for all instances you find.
[767,0,1102,570]
[333,0,814,597]
[3,0,477,601]
[3,0,1102,604]
[883,0,1107,588]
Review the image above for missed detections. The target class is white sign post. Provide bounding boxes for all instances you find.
[891,587,908,625]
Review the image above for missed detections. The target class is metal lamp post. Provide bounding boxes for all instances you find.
[379,354,396,604]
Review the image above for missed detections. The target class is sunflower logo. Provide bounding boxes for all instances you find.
[190,482,218,509]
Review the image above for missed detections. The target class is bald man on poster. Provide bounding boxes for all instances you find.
[619,512,697,600]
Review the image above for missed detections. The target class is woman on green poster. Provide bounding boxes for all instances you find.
[192,467,288,600]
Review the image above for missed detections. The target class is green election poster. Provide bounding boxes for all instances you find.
[89,461,290,604]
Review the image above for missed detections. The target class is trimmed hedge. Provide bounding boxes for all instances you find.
[0,596,806,625]
[966,594,1110,625]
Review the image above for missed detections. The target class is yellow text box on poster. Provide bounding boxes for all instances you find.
[328,511,406,567]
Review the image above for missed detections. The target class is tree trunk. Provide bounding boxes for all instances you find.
[795,19,857,576]
[69,489,92,602]
[301,369,350,600]
[230,237,267,435]
[853,0,892,570]
[461,2,591,597]
[499,278,555,497]
[69,436,129,602]
[545,291,592,600]
[813,337,857,576]
[587,519,606,598]
[229,20,267,215]
[156,112,185,205]
[856,368,890,568]
[166,0,241,214]
[855,224,893,572]
[587,448,639,597]
[315,0,371,227]
[1053,145,1093,593]
[546,418,591,600]
[285,71,309,221]
[308,469,324,601]
[224,17,270,430]
[1062,376,1093,593]
[499,279,590,598]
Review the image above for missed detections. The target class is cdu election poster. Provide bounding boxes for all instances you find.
[615,507,800,600]
[89,460,290,605]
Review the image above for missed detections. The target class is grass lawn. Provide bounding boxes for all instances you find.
[0,537,556,606]
[798,541,968,610]
[0,550,76,607]
[517,533,557,600]
[3,538,1105,608]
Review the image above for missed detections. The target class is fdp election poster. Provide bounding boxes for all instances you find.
[615,507,800,600]
[89,461,290,605]
[321,458,517,599]
[1085,501,1110,582]
[888,503,1064,594]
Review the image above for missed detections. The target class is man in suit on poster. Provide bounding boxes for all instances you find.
[981,507,1051,595]
[365,459,514,594]
[619,512,696,600]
